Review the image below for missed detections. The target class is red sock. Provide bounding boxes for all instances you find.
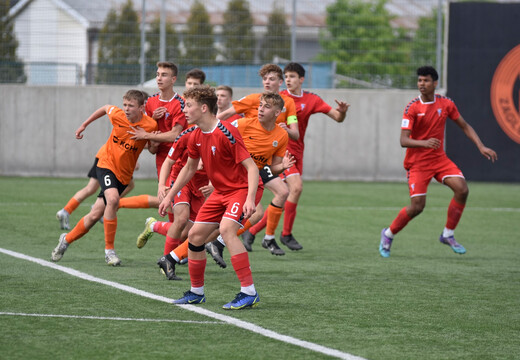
[153,221,171,236]
[164,236,181,255]
[282,201,297,237]
[231,252,254,287]
[66,217,88,243]
[446,198,465,230]
[188,258,206,288]
[118,195,150,209]
[103,217,117,250]
[389,207,412,235]
[237,219,252,236]
[249,210,268,235]
[63,198,80,215]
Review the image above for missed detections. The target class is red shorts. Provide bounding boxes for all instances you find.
[407,158,464,197]
[171,182,205,222]
[282,153,303,179]
[195,186,264,225]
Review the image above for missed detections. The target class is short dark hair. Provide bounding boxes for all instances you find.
[284,62,305,78]
[183,85,217,114]
[186,68,206,84]
[417,66,438,81]
[124,89,147,106]
[156,62,178,77]
[260,91,284,111]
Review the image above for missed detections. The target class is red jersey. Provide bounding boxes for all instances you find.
[167,126,208,191]
[279,89,332,157]
[97,106,157,185]
[145,92,187,169]
[187,120,251,193]
[401,94,460,170]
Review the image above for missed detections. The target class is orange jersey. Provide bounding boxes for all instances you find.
[232,93,298,126]
[234,117,288,169]
[97,106,157,185]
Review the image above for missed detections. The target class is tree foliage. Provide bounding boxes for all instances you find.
[0,0,26,83]
[183,0,215,66]
[411,8,442,72]
[97,0,140,84]
[317,0,409,88]
[222,0,255,64]
[146,17,179,77]
[260,5,290,63]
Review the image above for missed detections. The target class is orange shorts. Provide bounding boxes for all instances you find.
[407,158,464,197]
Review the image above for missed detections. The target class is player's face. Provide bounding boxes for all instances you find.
[123,98,143,123]
[258,99,279,124]
[216,90,232,110]
[185,78,202,89]
[183,97,203,124]
[156,67,176,91]
[262,72,283,92]
[417,75,437,96]
[284,71,304,93]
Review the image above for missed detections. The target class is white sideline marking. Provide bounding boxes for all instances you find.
[0,312,221,324]
[0,248,367,360]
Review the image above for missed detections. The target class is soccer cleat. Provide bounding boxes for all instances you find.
[241,230,255,252]
[157,256,181,280]
[173,290,205,304]
[280,233,303,250]
[379,228,393,258]
[261,238,285,256]
[439,234,466,254]
[51,233,69,262]
[205,241,227,268]
[105,250,121,266]
[222,292,260,310]
[56,209,70,230]
[137,217,156,249]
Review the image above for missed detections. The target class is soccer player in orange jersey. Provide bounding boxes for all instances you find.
[158,85,262,309]
[379,66,497,257]
[244,62,349,251]
[51,90,157,266]
[218,64,300,141]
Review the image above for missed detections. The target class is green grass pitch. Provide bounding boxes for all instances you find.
[0,176,519,359]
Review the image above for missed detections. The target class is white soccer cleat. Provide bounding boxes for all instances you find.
[51,233,69,262]
[56,209,70,230]
[105,250,121,266]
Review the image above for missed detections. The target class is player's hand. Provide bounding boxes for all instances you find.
[335,99,350,116]
[157,185,169,202]
[199,183,214,198]
[424,138,441,149]
[480,146,498,163]
[278,122,289,131]
[158,198,170,217]
[75,125,86,139]
[152,107,167,120]
[128,126,148,140]
[282,150,296,170]
[242,199,256,219]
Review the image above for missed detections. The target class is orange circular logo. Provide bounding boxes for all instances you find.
[490,44,520,144]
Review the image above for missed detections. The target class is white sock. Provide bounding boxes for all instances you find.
[217,235,225,246]
[190,286,204,295]
[149,221,156,232]
[384,228,394,239]
[169,251,180,263]
[264,234,275,240]
[443,228,454,238]
[241,284,256,296]
[104,249,114,255]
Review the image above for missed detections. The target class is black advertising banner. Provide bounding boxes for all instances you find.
[446,2,520,182]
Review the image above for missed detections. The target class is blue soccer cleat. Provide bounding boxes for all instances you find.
[222,292,260,310]
[439,234,466,254]
[379,228,393,258]
[173,290,205,304]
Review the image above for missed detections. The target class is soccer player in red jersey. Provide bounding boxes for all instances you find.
[216,85,242,122]
[379,66,497,257]
[158,85,262,309]
[51,90,157,266]
[244,62,349,251]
